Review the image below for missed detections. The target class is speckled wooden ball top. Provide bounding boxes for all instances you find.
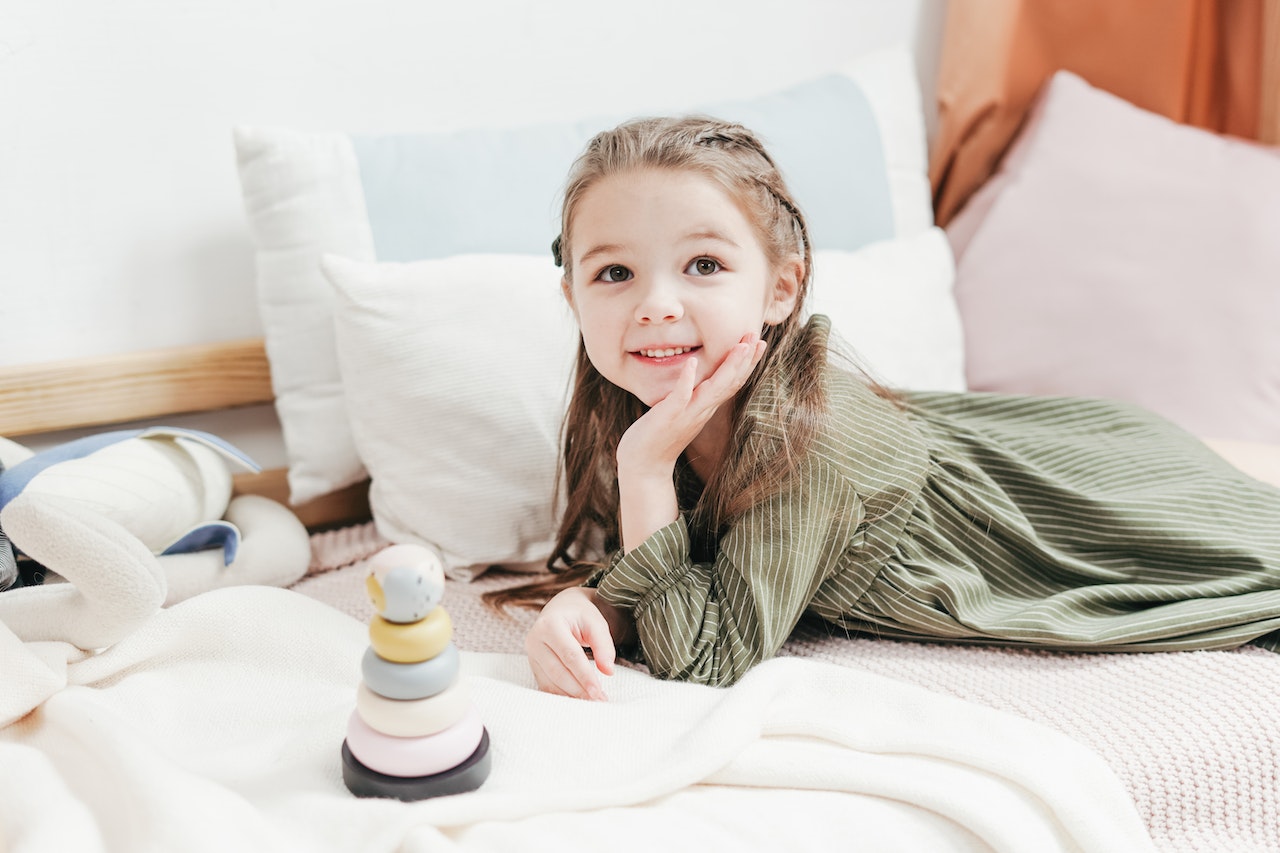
[364,544,445,623]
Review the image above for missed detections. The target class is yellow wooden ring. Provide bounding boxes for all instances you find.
[368,607,452,663]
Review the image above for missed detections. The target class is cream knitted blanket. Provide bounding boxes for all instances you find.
[295,524,1280,853]
[1,585,1154,853]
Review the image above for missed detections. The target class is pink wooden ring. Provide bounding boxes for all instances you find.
[345,706,485,778]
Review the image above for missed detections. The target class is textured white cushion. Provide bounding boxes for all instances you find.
[235,130,376,503]
[807,227,965,392]
[235,48,932,505]
[320,236,962,577]
[321,254,577,577]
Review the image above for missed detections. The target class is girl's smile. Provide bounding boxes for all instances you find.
[630,344,700,364]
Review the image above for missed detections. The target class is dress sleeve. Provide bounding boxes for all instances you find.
[593,456,863,687]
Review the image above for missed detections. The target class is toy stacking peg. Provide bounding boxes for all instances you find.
[341,544,492,800]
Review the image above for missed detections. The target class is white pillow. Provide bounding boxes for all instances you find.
[321,253,577,578]
[807,227,965,392]
[236,131,375,503]
[236,47,932,505]
[319,234,962,578]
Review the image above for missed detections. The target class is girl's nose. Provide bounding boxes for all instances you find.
[635,279,683,324]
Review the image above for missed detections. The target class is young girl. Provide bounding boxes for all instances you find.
[496,115,1280,700]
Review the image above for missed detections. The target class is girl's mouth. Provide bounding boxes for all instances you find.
[631,345,700,364]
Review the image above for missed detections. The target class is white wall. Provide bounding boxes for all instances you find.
[1,0,944,465]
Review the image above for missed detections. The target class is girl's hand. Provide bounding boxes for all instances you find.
[617,334,768,474]
[614,335,767,550]
[525,586,620,701]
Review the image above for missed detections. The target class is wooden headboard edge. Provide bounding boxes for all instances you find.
[0,338,274,437]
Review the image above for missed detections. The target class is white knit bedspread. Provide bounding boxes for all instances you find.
[0,586,1154,853]
[295,547,1280,853]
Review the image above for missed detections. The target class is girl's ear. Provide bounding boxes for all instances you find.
[763,255,803,326]
[561,275,576,310]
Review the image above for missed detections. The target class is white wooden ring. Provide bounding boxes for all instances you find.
[356,678,471,737]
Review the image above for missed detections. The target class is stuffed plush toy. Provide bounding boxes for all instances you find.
[0,427,311,650]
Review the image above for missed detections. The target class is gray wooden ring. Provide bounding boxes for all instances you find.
[362,641,460,700]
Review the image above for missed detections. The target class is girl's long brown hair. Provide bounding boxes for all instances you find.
[485,116,829,611]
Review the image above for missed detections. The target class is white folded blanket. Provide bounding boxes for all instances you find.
[1,586,1155,852]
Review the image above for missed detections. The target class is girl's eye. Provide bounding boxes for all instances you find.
[595,264,632,283]
[687,257,721,276]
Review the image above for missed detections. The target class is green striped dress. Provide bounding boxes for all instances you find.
[590,316,1280,687]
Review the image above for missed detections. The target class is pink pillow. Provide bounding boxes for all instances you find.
[949,71,1280,442]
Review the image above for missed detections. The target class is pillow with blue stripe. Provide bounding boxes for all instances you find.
[234,47,932,505]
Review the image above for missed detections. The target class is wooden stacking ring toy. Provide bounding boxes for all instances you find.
[343,542,491,800]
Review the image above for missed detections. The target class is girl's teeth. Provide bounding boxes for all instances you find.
[643,347,691,358]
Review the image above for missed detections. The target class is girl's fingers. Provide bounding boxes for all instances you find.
[575,615,617,677]
[692,338,764,409]
[531,644,595,699]
[523,587,617,700]
[676,356,698,402]
[541,629,607,700]
[529,655,582,699]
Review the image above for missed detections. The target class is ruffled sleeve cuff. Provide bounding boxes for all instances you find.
[582,550,624,589]
[592,516,693,612]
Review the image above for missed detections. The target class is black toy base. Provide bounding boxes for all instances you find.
[342,728,492,801]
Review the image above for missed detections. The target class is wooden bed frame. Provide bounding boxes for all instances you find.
[0,339,371,530]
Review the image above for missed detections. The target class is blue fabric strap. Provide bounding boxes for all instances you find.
[160,520,241,566]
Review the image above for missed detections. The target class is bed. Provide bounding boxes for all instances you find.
[4,328,1280,853]
[0,344,1165,853]
[5,14,1280,853]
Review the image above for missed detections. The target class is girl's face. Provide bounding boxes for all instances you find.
[563,168,799,408]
